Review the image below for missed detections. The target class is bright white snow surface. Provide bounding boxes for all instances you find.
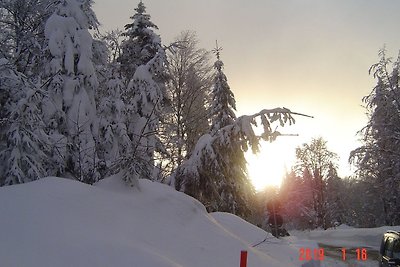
[0,176,317,267]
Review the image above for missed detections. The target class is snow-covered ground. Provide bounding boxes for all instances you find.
[0,176,317,267]
[0,176,396,267]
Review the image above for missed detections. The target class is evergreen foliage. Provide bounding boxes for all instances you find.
[41,0,100,183]
[118,0,160,84]
[350,48,400,225]
[97,76,129,172]
[119,45,168,186]
[0,59,47,185]
[210,51,236,135]
[324,164,346,226]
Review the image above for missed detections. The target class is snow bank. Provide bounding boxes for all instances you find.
[211,212,321,267]
[0,176,316,266]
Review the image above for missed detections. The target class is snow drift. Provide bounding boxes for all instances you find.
[0,176,318,266]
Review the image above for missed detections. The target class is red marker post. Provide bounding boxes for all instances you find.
[240,250,248,267]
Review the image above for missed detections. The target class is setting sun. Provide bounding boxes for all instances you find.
[246,140,297,191]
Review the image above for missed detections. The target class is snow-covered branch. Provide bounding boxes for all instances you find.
[174,106,311,215]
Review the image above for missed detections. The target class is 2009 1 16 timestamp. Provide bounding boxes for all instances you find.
[299,247,368,262]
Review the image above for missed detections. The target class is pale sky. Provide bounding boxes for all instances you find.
[93,0,400,188]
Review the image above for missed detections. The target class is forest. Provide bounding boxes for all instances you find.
[0,0,399,231]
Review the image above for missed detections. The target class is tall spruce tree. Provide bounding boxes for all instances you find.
[41,0,100,183]
[118,0,159,85]
[119,45,168,186]
[174,44,300,217]
[114,1,168,186]
[209,45,236,135]
[207,44,252,215]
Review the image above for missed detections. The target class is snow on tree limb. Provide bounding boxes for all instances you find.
[174,107,312,208]
[350,47,400,225]
[0,58,48,185]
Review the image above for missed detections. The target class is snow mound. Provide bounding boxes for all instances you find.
[211,212,321,267]
[0,176,316,266]
[211,212,274,244]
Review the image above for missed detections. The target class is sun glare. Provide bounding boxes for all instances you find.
[246,141,296,191]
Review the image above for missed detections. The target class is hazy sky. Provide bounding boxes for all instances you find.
[93,0,400,186]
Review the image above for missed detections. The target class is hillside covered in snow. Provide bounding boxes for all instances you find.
[0,176,320,267]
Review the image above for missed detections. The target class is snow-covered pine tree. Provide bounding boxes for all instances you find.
[350,48,400,225]
[209,44,236,135]
[206,44,253,216]
[174,43,302,218]
[97,76,130,174]
[92,28,133,179]
[118,0,159,86]
[325,164,345,226]
[118,44,168,186]
[0,59,47,185]
[109,1,169,186]
[41,0,100,183]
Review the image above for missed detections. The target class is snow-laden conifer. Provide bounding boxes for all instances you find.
[119,45,167,186]
[118,0,160,85]
[111,1,168,186]
[41,0,100,183]
[0,59,47,185]
[97,76,130,173]
[210,47,236,135]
